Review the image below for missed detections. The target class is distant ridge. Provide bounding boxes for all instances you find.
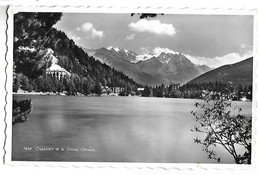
[83,46,211,86]
[187,57,253,87]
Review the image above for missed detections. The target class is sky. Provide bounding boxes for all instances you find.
[54,13,253,68]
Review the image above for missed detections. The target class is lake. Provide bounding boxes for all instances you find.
[12,95,252,163]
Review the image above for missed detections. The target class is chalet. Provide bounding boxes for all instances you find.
[172,84,180,89]
[112,87,124,94]
[45,69,70,79]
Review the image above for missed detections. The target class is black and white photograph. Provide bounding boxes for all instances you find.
[10,9,254,164]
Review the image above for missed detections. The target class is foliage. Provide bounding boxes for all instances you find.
[14,13,62,79]
[131,13,164,19]
[13,12,141,95]
[93,82,102,95]
[12,99,33,124]
[138,82,252,100]
[183,82,252,100]
[191,91,252,164]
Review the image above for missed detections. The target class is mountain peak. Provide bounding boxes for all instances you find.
[107,46,120,52]
[135,52,155,62]
[155,52,191,64]
[92,46,211,85]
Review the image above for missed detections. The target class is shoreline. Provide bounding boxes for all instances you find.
[13,92,118,97]
[12,92,252,102]
[13,92,59,96]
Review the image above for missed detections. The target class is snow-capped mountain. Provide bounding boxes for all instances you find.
[136,52,211,85]
[106,46,137,63]
[83,46,138,64]
[107,46,120,52]
[135,52,155,63]
[83,46,211,85]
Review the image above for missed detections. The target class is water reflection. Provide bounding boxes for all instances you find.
[12,95,252,163]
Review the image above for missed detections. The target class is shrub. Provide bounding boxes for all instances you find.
[191,91,252,164]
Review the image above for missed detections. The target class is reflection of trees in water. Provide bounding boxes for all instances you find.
[13,99,33,124]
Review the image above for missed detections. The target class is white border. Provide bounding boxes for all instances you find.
[4,5,259,171]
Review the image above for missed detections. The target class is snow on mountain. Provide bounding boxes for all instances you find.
[107,46,113,50]
[135,53,155,62]
[102,46,137,62]
[90,46,211,85]
[103,46,182,64]
[135,52,179,63]
[114,47,120,52]
[107,46,120,52]
[153,47,179,56]
[85,46,210,71]
[99,46,203,66]
[135,48,181,63]
[94,46,211,74]
[157,53,171,63]
[124,49,131,56]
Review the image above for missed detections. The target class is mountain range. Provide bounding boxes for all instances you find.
[13,12,253,97]
[187,57,253,87]
[83,47,211,86]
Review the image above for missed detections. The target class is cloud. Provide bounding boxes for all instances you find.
[129,19,176,36]
[67,32,81,42]
[153,47,179,56]
[138,47,252,68]
[77,23,93,32]
[91,28,104,39]
[184,50,253,68]
[139,47,151,54]
[125,34,135,40]
[76,22,104,39]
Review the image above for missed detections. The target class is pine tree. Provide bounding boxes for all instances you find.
[94,82,102,96]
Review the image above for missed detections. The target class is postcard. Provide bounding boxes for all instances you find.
[3,5,258,171]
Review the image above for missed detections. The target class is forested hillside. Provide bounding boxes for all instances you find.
[183,57,253,100]
[187,57,253,87]
[13,12,140,95]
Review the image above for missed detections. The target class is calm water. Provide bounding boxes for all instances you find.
[12,95,252,163]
